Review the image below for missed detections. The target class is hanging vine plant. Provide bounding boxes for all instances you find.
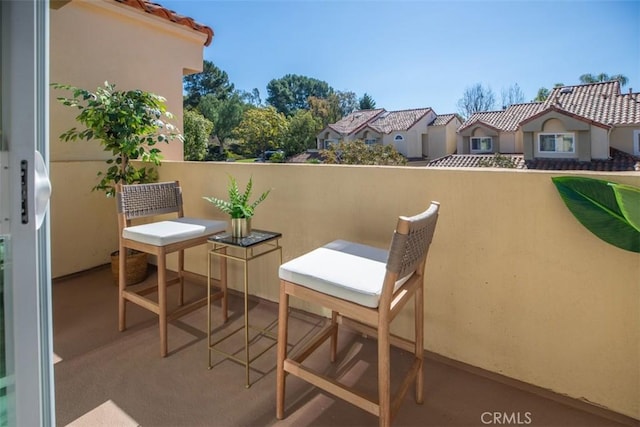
[552,176,640,253]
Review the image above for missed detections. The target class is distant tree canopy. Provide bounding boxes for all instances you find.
[183,60,235,108]
[234,106,288,157]
[359,93,376,110]
[321,140,407,166]
[197,92,248,145]
[457,83,496,119]
[282,109,320,156]
[579,73,628,87]
[266,74,332,116]
[183,110,212,161]
[500,83,525,109]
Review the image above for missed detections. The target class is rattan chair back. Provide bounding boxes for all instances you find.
[117,181,183,220]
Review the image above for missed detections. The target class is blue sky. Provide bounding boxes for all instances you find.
[162,0,639,115]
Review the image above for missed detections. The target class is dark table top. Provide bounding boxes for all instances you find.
[208,229,282,248]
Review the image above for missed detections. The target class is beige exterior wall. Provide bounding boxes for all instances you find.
[51,160,640,419]
[316,129,344,149]
[50,0,208,164]
[382,111,437,158]
[610,125,640,156]
[591,125,609,159]
[423,119,459,160]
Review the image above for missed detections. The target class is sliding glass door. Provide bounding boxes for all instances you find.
[1,1,54,425]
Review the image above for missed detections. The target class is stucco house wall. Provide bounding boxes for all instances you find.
[611,125,640,156]
[49,0,211,277]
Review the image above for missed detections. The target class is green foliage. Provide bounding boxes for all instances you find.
[335,90,358,117]
[283,109,321,156]
[321,140,407,166]
[308,96,341,128]
[359,93,376,110]
[266,74,332,116]
[203,175,271,219]
[552,176,640,253]
[233,106,288,156]
[184,60,235,108]
[183,110,213,161]
[53,82,181,197]
[197,92,248,145]
[477,153,517,168]
[579,73,628,87]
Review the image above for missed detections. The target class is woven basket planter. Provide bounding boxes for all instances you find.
[110,250,148,286]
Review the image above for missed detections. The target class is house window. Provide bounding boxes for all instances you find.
[394,134,404,141]
[470,137,492,153]
[634,130,640,156]
[538,133,575,154]
[323,139,338,149]
[364,138,377,146]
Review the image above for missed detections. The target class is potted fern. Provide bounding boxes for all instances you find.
[53,81,182,284]
[204,175,271,237]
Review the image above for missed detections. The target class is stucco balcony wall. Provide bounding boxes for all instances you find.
[49,161,640,420]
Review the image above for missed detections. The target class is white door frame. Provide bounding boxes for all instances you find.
[1,0,55,425]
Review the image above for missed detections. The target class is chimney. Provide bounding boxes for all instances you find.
[630,88,633,94]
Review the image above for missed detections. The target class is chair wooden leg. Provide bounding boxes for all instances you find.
[330,310,338,363]
[178,249,184,306]
[415,284,424,404]
[378,320,391,427]
[158,252,168,357]
[276,282,289,420]
[118,245,127,332]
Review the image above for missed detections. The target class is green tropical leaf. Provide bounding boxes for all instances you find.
[552,176,640,253]
[610,183,640,232]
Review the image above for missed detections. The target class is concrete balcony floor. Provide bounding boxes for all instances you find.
[53,266,633,427]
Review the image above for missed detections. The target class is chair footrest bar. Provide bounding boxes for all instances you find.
[166,297,207,322]
[122,290,159,314]
[339,317,416,354]
[283,359,379,416]
[391,358,422,416]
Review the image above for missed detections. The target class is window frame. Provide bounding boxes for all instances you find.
[470,136,493,153]
[364,138,378,146]
[633,130,640,156]
[537,132,575,155]
[393,134,404,142]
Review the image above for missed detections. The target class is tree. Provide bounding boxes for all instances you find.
[359,93,376,110]
[233,106,289,156]
[183,110,213,161]
[456,83,496,119]
[579,73,628,87]
[53,82,180,197]
[336,90,358,117]
[198,92,247,145]
[500,83,525,109]
[184,60,235,108]
[308,95,341,128]
[321,140,407,166]
[266,74,332,116]
[283,109,321,156]
[533,83,565,102]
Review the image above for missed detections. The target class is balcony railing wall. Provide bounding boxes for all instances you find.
[50,160,640,420]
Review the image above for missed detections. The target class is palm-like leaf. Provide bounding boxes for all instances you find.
[203,175,271,219]
[552,176,640,253]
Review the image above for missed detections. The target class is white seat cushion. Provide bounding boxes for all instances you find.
[123,217,226,246]
[279,240,410,308]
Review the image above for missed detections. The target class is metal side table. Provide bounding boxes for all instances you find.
[207,229,282,387]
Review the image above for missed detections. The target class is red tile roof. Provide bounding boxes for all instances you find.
[431,114,462,126]
[543,81,640,125]
[427,148,640,172]
[369,108,433,133]
[115,0,214,46]
[327,109,385,135]
[459,102,545,133]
